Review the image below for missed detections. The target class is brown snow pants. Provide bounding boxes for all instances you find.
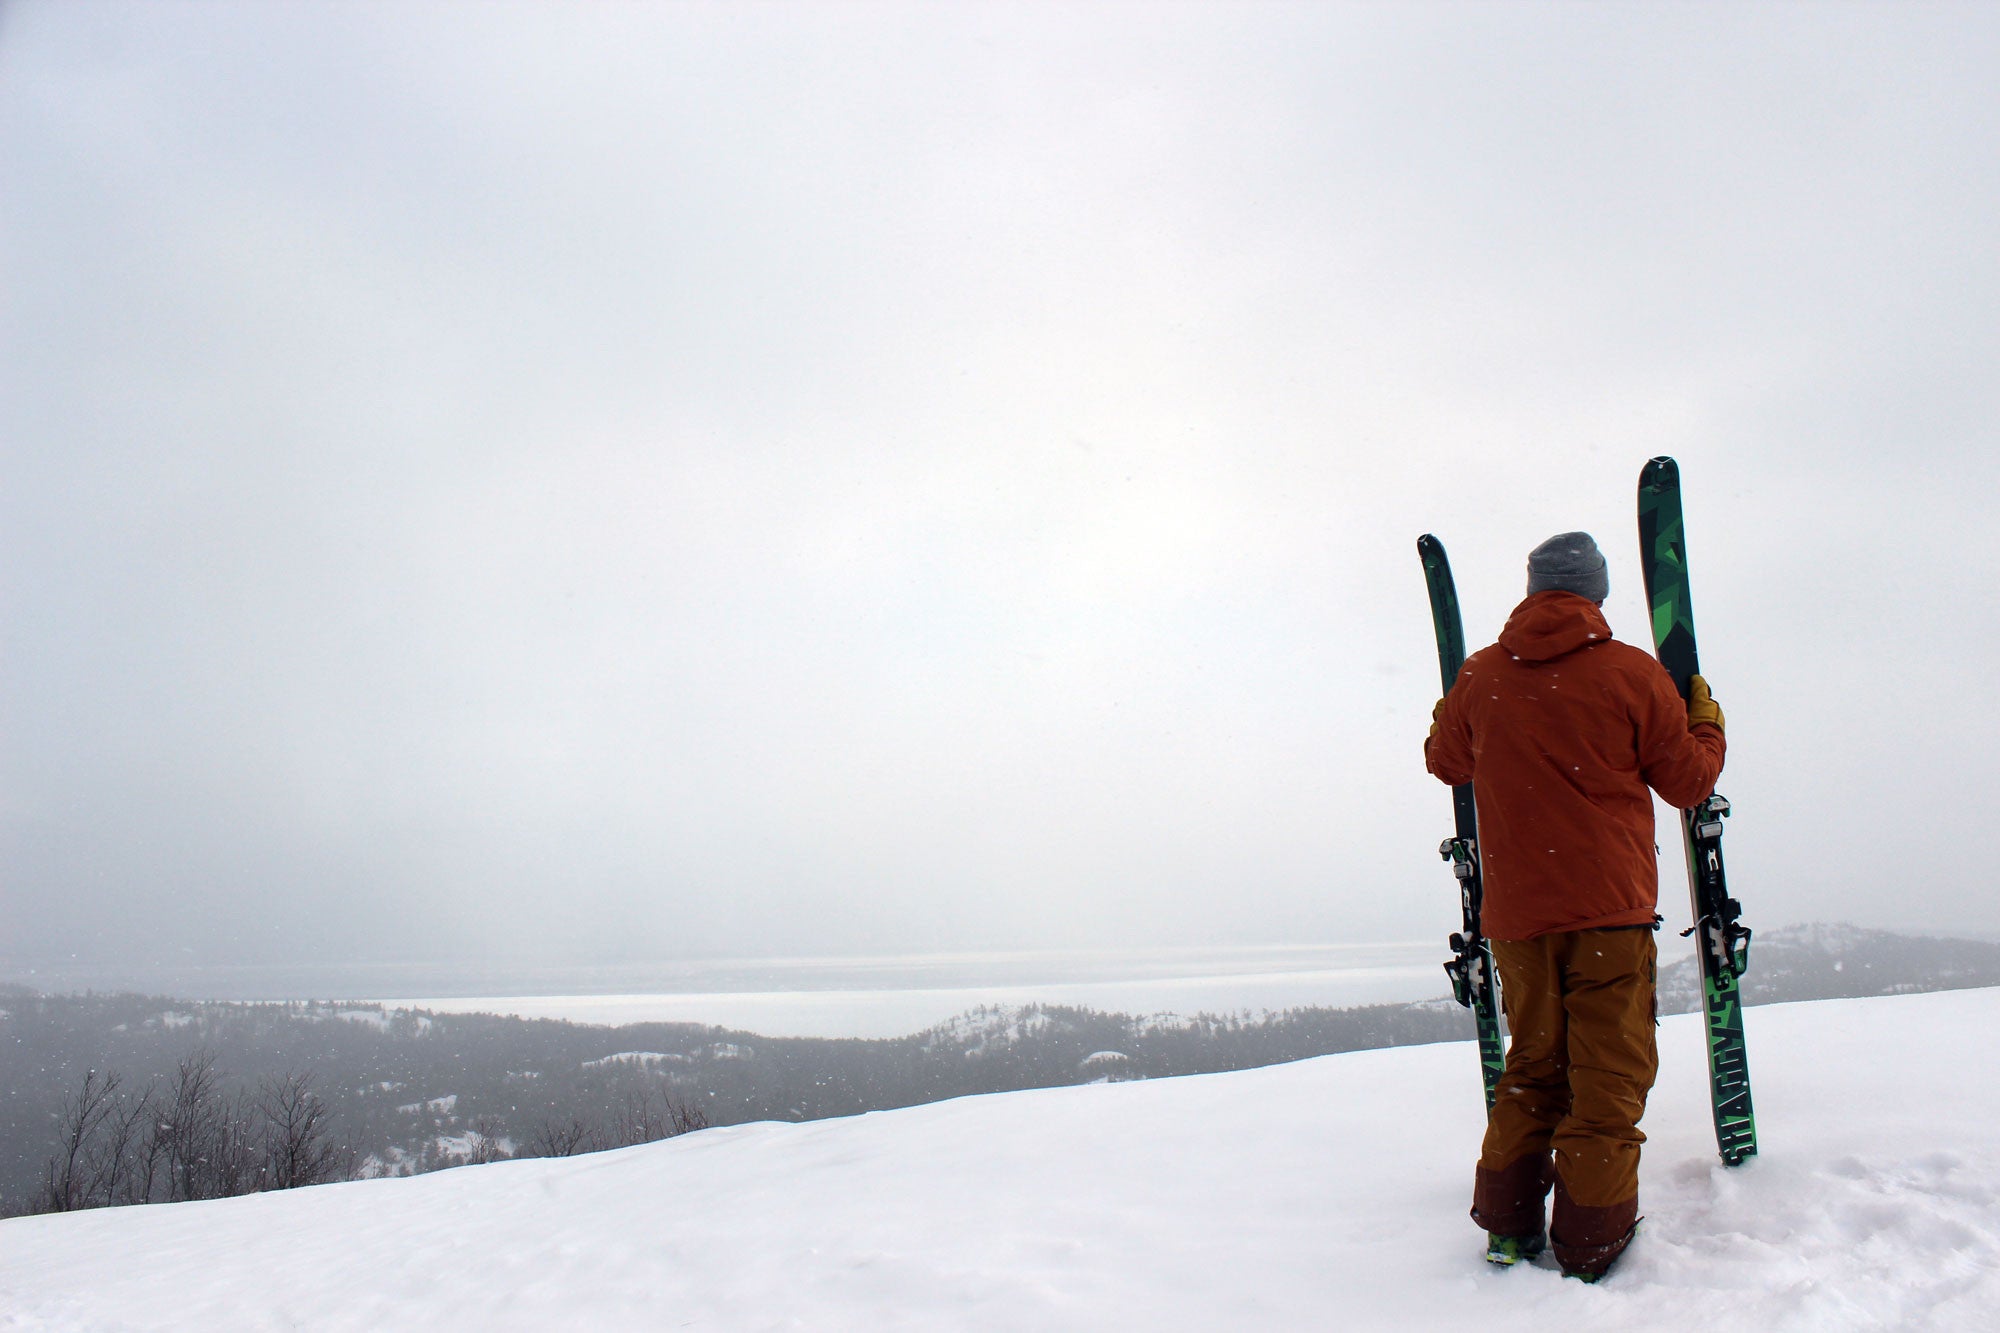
[1471,927,1657,1276]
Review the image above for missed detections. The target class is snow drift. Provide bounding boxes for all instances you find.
[3,989,1996,1331]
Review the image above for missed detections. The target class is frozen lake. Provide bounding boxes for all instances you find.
[372,943,1451,1038]
[4,943,1455,1039]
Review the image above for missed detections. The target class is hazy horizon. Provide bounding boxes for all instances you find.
[6,2,1999,980]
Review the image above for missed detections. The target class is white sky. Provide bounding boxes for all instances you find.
[4,1,1998,981]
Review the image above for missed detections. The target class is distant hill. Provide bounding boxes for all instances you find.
[4,924,1996,1218]
[1656,923,2000,1013]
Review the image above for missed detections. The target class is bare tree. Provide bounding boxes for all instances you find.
[610,1089,665,1148]
[38,1070,121,1212]
[122,1090,171,1206]
[609,1087,710,1147]
[153,1049,216,1202]
[216,1086,260,1197]
[466,1116,508,1165]
[257,1070,345,1190]
[531,1117,595,1157]
[151,1049,256,1202]
[36,1069,169,1212]
[94,1081,162,1206]
[665,1093,709,1138]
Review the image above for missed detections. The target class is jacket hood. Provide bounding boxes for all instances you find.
[1497,590,1614,664]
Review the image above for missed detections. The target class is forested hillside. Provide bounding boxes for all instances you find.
[6,925,1996,1218]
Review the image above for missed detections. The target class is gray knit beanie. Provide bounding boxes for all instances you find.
[1526,531,1609,603]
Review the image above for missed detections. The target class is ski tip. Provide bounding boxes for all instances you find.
[1640,456,1679,489]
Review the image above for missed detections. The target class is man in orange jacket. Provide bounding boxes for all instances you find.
[1424,531,1726,1280]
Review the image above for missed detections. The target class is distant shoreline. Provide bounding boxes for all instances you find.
[368,963,1450,1039]
[0,943,1447,1040]
[0,941,1437,996]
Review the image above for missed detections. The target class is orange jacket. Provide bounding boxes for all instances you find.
[1424,591,1726,941]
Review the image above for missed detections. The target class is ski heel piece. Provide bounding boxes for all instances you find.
[1484,1229,1546,1267]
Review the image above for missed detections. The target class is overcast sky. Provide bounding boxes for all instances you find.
[4,1,1998,985]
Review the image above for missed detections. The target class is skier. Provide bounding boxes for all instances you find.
[1423,532,1726,1281]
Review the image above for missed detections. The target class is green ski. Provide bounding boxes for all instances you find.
[1637,456,1758,1165]
[1418,534,1505,1111]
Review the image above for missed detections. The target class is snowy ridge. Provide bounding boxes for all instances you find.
[1,988,1995,1331]
[579,1051,691,1069]
[1657,924,2000,1013]
[916,1003,1061,1054]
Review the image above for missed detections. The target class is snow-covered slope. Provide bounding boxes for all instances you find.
[3,990,1996,1332]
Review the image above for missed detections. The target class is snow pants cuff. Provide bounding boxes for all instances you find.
[1470,1152,1551,1238]
[1550,1178,1640,1277]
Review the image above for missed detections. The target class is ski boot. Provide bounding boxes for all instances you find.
[1484,1228,1546,1267]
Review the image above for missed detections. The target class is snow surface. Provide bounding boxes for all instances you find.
[3,989,1996,1331]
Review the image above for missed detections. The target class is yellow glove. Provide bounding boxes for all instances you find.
[1428,696,1447,742]
[1689,674,1725,733]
